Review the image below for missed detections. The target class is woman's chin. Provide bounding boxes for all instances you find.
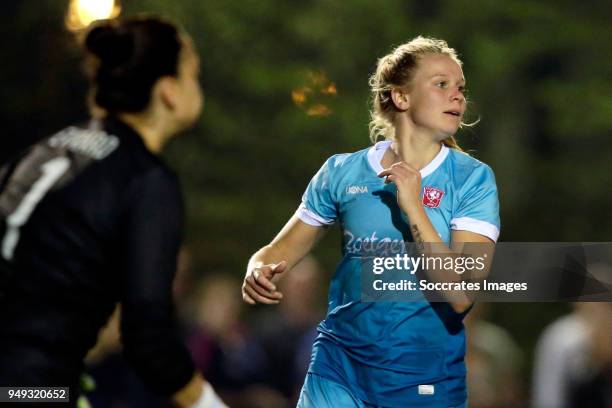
[434,129,457,141]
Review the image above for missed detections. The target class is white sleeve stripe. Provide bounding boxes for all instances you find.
[450,217,500,242]
[295,203,335,226]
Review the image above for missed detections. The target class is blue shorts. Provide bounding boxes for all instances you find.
[296,373,467,408]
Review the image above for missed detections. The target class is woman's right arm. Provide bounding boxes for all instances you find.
[242,214,327,305]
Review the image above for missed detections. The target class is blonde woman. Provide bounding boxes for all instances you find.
[243,37,499,408]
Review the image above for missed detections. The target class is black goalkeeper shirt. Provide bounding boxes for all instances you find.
[0,117,195,398]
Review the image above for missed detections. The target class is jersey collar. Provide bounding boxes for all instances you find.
[367,140,449,179]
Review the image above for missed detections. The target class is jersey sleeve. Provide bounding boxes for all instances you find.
[118,167,195,396]
[450,164,500,242]
[295,156,339,226]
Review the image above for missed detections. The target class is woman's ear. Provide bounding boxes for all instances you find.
[391,88,410,111]
[156,76,179,111]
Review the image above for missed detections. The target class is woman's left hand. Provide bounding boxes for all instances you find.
[378,162,422,214]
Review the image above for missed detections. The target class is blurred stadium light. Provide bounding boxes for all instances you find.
[65,0,121,31]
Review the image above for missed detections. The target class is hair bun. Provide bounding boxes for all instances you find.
[85,21,134,70]
[83,15,182,113]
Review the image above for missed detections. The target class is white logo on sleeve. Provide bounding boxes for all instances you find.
[334,154,350,167]
[418,385,435,395]
[346,185,368,194]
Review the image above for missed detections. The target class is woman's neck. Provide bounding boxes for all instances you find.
[383,119,442,170]
[117,112,170,154]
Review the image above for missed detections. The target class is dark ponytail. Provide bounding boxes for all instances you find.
[85,16,182,113]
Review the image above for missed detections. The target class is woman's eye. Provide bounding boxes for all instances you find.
[436,81,447,88]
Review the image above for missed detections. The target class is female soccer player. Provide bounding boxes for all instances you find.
[0,16,226,408]
[242,37,499,408]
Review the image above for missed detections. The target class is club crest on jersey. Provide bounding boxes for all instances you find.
[422,186,444,208]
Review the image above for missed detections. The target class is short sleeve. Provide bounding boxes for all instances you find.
[450,164,500,242]
[295,156,338,226]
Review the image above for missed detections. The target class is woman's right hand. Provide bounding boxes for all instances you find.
[242,261,287,305]
[241,215,326,306]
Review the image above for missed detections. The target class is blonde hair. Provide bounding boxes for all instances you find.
[368,36,475,150]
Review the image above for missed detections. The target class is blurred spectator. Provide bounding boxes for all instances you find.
[532,302,612,408]
[185,274,286,408]
[255,255,326,405]
[465,303,525,408]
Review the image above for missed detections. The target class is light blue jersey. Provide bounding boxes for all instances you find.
[296,141,500,407]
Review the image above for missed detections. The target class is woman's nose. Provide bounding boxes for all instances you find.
[450,88,465,103]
